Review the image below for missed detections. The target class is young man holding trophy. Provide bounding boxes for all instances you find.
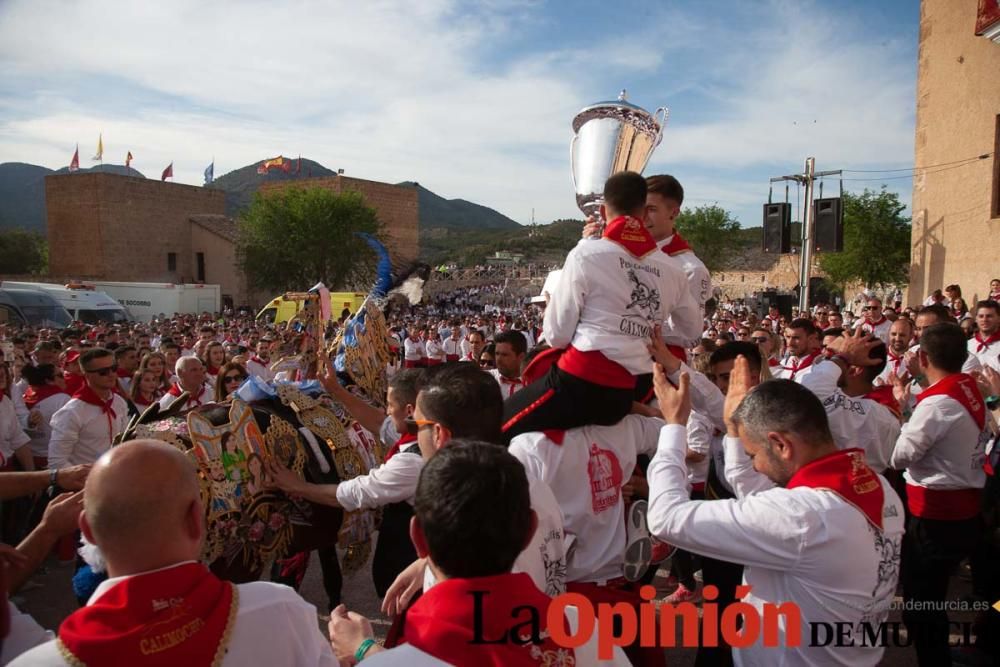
[502,171,701,440]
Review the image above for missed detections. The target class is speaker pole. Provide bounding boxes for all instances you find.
[798,157,817,312]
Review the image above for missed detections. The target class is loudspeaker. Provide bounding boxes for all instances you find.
[762,203,791,253]
[813,197,843,252]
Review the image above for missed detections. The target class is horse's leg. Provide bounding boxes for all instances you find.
[318,545,343,612]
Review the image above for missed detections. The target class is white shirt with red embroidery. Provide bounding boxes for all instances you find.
[647,425,904,667]
[543,237,702,375]
[967,331,1000,372]
[487,368,524,398]
[509,415,662,584]
[47,395,129,469]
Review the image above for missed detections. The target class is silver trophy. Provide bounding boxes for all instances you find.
[571,90,668,219]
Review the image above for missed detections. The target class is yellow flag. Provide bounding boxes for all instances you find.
[92,133,103,161]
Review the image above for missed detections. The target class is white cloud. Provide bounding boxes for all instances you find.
[0,0,917,227]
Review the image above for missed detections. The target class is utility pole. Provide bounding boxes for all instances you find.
[769,158,842,313]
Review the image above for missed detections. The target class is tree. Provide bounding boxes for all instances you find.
[0,229,47,274]
[817,188,910,289]
[237,187,383,294]
[674,205,742,272]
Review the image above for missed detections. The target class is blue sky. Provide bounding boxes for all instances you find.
[0,0,920,228]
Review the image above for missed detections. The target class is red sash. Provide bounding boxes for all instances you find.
[23,384,67,410]
[522,347,563,386]
[660,233,692,256]
[787,448,885,530]
[974,331,1000,353]
[384,432,418,462]
[58,562,237,667]
[557,345,635,389]
[168,382,207,407]
[405,573,573,667]
[915,373,985,430]
[864,385,901,419]
[602,215,656,258]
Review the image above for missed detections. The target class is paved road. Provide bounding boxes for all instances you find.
[14,545,987,666]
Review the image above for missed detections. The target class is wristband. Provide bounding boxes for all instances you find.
[50,468,58,486]
[830,354,850,367]
[355,638,376,662]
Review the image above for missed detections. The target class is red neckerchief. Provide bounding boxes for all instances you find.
[168,383,207,406]
[782,351,820,379]
[133,393,156,408]
[384,432,418,462]
[661,232,692,256]
[602,215,657,258]
[864,316,887,328]
[405,572,573,667]
[58,562,236,667]
[64,372,86,396]
[974,331,1000,353]
[886,350,904,375]
[206,365,221,377]
[916,373,985,430]
[864,385,901,419]
[787,448,885,530]
[249,355,268,367]
[768,358,780,368]
[115,368,132,380]
[498,374,523,398]
[73,384,117,446]
[23,384,67,410]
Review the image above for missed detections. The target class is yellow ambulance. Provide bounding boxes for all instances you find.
[256,292,368,325]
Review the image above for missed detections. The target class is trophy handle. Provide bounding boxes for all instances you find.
[653,107,670,146]
[570,133,579,190]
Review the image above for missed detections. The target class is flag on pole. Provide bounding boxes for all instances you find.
[204,160,214,185]
[126,151,133,168]
[92,134,103,161]
[295,155,301,175]
[161,162,173,181]
[69,145,80,172]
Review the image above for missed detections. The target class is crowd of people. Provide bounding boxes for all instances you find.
[0,170,998,666]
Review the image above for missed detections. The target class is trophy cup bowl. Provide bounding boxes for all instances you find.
[571,90,668,218]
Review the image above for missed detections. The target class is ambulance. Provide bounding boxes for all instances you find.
[256,292,367,325]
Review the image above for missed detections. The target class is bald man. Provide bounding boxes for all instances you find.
[11,440,336,666]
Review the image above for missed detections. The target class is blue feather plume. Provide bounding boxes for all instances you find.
[359,233,392,298]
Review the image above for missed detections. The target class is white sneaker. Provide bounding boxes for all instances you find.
[623,500,652,581]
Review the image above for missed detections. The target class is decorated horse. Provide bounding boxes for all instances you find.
[110,238,429,596]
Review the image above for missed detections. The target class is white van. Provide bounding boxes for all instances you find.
[88,282,221,322]
[1,282,132,324]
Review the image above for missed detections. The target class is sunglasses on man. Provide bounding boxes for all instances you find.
[404,417,437,435]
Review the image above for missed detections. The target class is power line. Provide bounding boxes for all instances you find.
[840,157,992,181]
[841,152,992,174]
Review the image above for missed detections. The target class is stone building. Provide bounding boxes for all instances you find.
[908,0,1000,304]
[260,174,419,263]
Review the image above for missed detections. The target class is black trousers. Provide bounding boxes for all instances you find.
[901,514,982,667]
[694,555,744,667]
[372,500,418,598]
[501,365,637,443]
